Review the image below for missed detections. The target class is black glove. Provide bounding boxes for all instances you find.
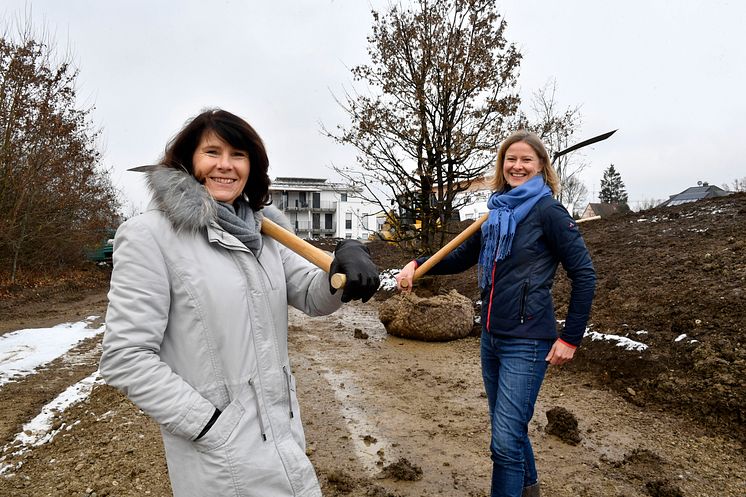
[329,239,380,303]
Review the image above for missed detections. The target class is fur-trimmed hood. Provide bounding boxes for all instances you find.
[144,166,290,232]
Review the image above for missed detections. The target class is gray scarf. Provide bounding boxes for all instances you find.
[215,199,264,256]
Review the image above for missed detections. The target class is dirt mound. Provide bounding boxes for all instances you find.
[0,266,111,335]
[378,290,474,341]
[554,193,746,443]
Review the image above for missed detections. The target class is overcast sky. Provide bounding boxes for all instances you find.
[4,0,744,212]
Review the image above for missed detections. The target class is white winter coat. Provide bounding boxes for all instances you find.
[100,167,342,497]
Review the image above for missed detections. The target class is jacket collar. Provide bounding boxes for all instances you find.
[146,166,216,233]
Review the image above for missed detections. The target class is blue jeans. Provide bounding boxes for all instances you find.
[480,332,552,497]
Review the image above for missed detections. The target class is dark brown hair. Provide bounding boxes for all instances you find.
[161,109,271,209]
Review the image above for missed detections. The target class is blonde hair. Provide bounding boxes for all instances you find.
[489,130,560,195]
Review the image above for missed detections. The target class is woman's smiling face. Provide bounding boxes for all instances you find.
[502,141,543,189]
[192,131,250,204]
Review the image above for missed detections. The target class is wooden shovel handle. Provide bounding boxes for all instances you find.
[400,212,489,288]
[260,217,347,289]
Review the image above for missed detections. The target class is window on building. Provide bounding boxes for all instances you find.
[345,212,352,230]
[312,192,321,209]
[340,193,347,202]
[325,213,333,229]
[312,213,320,229]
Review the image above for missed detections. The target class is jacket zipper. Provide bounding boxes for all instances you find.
[282,366,295,419]
[486,263,497,332]
[519,282,529,324]
[248,378,267,441]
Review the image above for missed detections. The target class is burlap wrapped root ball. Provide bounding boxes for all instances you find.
[378,290,475,342]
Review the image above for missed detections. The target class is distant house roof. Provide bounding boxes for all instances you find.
[270,176,360,193]
[660,184,731,207]
[580,203,628,219]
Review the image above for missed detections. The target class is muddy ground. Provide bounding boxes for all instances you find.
[0,193,744,496]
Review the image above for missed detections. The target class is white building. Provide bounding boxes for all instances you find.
[454,176,492,221]
[269,177,379,240]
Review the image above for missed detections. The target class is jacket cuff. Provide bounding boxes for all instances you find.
[558,338,578,349]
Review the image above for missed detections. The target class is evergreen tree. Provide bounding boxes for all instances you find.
[599,164,628,204]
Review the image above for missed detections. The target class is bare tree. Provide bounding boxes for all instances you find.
[518,79,587,208]
[325,0,521,254]
[721,177,746,192]
[562,175,588,217]
[636,198,662,211]
[0,19,119,282]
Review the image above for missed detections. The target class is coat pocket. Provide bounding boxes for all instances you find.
[519,281,529,324]
[194,396,245,452]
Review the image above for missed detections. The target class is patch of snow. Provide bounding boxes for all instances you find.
[378,269,400,291]
[674,334,687,342]
[635,330,649,335]
[0,319,104,387]
[585,330,649,352]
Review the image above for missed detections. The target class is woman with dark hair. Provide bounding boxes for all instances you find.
[396,130,596,497]
[100,109,379,497]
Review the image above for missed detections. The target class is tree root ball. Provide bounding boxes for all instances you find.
[378,290,475,342]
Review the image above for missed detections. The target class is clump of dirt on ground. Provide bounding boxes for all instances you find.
[605,448,685,497]
[378,290,474,341]
[645,479,685,497]
[325,469,357,493]
[380,458,424,481]
[544,406,581,445]
[613,448,665,470]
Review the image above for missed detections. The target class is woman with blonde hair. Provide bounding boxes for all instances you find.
[396,130,596,497]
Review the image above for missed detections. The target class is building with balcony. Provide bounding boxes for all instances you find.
[269,177,378,239]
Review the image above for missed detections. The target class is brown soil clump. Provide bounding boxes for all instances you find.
[380,458,423,481]
[378,290,474,341]
[646,479,685,497]
[544,406,581,445]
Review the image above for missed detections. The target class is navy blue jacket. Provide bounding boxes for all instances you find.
[416,196,596,346]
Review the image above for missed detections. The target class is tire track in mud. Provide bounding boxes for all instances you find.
[0,335,104,444]
[288,302,493,496]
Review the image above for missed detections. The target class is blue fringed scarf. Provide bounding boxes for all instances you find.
[478,176,551,288]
